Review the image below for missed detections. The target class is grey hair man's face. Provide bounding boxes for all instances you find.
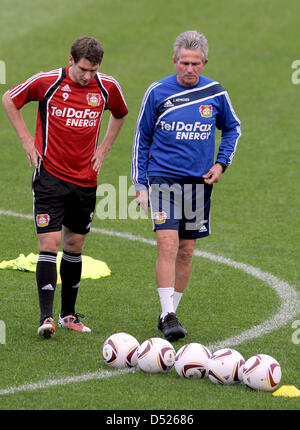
[173,47,208,87]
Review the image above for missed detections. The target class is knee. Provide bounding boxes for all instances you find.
[63,237,84,254]
[177,248,193,263]
[156,232,178,260]
[62,229,85,254]
[38,232,61,253]
[177,241,195,263]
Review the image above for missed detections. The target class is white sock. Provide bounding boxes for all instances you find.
[158,287,175,319]
[173,291,183,312]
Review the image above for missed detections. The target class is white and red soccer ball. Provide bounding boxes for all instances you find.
[102,332,140,369]
[175,343,212,379]
[207,348,245,385]
[137,337,176,373]
[102,331,282,393]
[242,354,282,391]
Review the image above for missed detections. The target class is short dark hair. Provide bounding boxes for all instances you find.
[71,36,104,65]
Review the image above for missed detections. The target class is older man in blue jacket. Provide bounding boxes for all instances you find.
[132,30,241,342]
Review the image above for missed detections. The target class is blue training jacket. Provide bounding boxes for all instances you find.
[132,74,241,189]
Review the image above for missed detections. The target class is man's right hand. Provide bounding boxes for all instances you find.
[22,136,40,168]
[135,189,149,215]
[2,91,40,168]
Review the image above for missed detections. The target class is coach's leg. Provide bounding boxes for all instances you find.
[156,229,178,317]
[59,227,86,317]
[173,238,196,312]
[156,229,187,341]
[156,229,177,315]
[36,231,61,326]
[156,229,179,290]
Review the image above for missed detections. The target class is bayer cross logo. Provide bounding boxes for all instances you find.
[199,105,212,117]
[87,93,101,106]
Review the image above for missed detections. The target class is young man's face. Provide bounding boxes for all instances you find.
[68,55,99,86]
[173,48,208,87]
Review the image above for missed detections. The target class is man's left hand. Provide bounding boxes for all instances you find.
[203,163,223,184]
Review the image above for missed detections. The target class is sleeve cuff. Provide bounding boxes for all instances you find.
[134,184,148,191]
[215,162,227,173]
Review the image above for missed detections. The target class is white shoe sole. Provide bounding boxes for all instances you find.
[38,323,55,338]
[58,317,91,333]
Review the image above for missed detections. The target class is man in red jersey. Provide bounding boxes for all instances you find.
[2,36,128,338]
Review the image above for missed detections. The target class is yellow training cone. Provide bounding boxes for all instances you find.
[272,385,300,398]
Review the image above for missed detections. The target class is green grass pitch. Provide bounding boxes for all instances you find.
[0,0,300,412]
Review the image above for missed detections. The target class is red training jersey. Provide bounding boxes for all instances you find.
[9,66,128,187]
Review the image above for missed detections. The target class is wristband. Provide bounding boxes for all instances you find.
[215,162,227,173]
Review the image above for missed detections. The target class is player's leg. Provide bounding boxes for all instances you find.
[58,227,90,332]
[58,185,96,333]
[36,231,61,338]
[59,227,85,320]
[33,162,66,337]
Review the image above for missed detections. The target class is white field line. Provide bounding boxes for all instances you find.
[0,208,299,395]
[0,368,135,396]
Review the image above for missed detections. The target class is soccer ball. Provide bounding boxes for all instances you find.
[137,337,176,373]
[175,343,212,379]
[102,332,140,369]
[242,354,282,391]
[207,348,245,385]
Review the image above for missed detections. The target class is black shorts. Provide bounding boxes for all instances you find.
[32,162,96,235]
[149,176,213,239]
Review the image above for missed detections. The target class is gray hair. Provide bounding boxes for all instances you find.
[174,31,209,63]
